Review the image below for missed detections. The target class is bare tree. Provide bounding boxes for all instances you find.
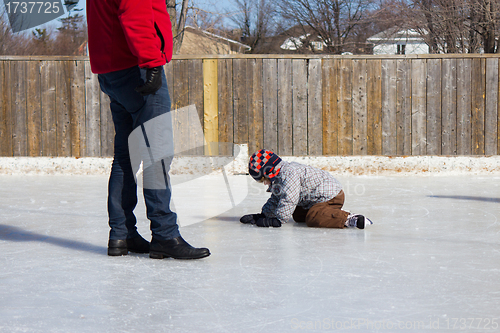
[166,0,189,54]
[471,0,498,52]
[188,7,224,31]
[229,0,277,51]
[53,1,87,55]
[31,28,54,55]
[368,0,411,33]
[278,0,377,54]
[0,10,15,54]
[408,0,500,53]
[0,9,34,55]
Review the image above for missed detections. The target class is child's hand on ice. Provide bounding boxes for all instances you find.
[240,213,265,224]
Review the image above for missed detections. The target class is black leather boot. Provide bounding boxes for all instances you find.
[149,236,210,259]
[108,235,150,256]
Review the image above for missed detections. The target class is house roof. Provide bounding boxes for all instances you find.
[184,27,251,50]
[252,25,323,54]
[178,26,251,55]
[367,27,426,42]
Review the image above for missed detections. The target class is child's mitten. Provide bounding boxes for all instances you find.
[240,213,265,224]
[255,217,281,227]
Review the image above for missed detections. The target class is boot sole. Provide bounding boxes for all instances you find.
[108,248,128,256]
[149,251,211,260]
[129,249,149,254]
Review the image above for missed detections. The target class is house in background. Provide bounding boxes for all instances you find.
[178,26,251,55]
[251,25,372,54]
[251,26,327,54]
[367,27,429,55]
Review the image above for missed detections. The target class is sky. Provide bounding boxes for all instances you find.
[77,0,238,20]
[2,0,238,33]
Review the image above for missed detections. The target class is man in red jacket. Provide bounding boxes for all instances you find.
[87,0,210,259]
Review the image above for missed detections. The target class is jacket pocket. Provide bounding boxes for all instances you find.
[154,22,166,54]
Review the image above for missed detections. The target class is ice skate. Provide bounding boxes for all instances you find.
[345,214,373,229]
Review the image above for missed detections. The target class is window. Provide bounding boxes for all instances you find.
[310,41,323,51]
[397,44,406,55]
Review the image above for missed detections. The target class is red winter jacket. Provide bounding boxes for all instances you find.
[86,0,173,74]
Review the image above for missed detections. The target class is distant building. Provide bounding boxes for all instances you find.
[251,25,371,54]
[178,26,251,55]
[367,28,429,55]
[252,25,327,54]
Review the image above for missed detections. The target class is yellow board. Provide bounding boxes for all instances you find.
[203,59,218,155]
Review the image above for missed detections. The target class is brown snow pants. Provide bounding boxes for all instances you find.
[292,190,349,228]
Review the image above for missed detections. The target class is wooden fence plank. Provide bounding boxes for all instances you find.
[189,59,204,117]
[11,61,27,156]
[367,59,382,155]
[485,58,498,155]
[338,59,353,155]
[189,59,205,155]
[263,59,278,152]
[396,59,411,155]
[100,91,114,157]
[471,58,485,155]
[382,59,397,155]
[26,61,41,156]
[426,59,442,155]
[71,61,86,157]
[173,60,196,155]
[84,62,101,157]
[171,60,189,155]
[308,58,322,155]
[498,64,500,155]
[173,60,189,111]
[56,61,71,156]
[203,59,218,155]
[248,58,263,155]
[441,59,457,155]
[277,58,293,155]
[0,61,12,156]
[218,59,234,155]
[411,59,427,155]
[233,59,249,145]
[322,59,338,155]
[164,61,174,110]
[457,59,472,155]
[41,60,57,156]
[292,59,308,155]
[352,59,367,155]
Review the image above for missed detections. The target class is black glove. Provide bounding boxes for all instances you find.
[240,213,265,224]
[135,66,163,96]
[255,217,281,227]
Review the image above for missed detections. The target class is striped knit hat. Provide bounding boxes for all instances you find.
[248,149,282,182]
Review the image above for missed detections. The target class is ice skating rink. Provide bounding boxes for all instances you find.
[1,173,499,332]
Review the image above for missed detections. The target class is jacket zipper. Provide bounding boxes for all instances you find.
[154,22,165,55]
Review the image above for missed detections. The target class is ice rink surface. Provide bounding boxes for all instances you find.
[1,173,499,332]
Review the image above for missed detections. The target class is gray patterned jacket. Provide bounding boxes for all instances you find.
[262,161,343,222]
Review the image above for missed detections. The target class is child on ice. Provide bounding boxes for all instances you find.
[240,149,373,229]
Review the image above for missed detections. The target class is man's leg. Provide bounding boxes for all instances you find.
[107,99,140,240]
[100,66,209,259]
[98,68,150,255]
[131,68,181,241]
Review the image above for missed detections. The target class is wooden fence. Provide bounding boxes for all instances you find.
[1,54,499,157]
